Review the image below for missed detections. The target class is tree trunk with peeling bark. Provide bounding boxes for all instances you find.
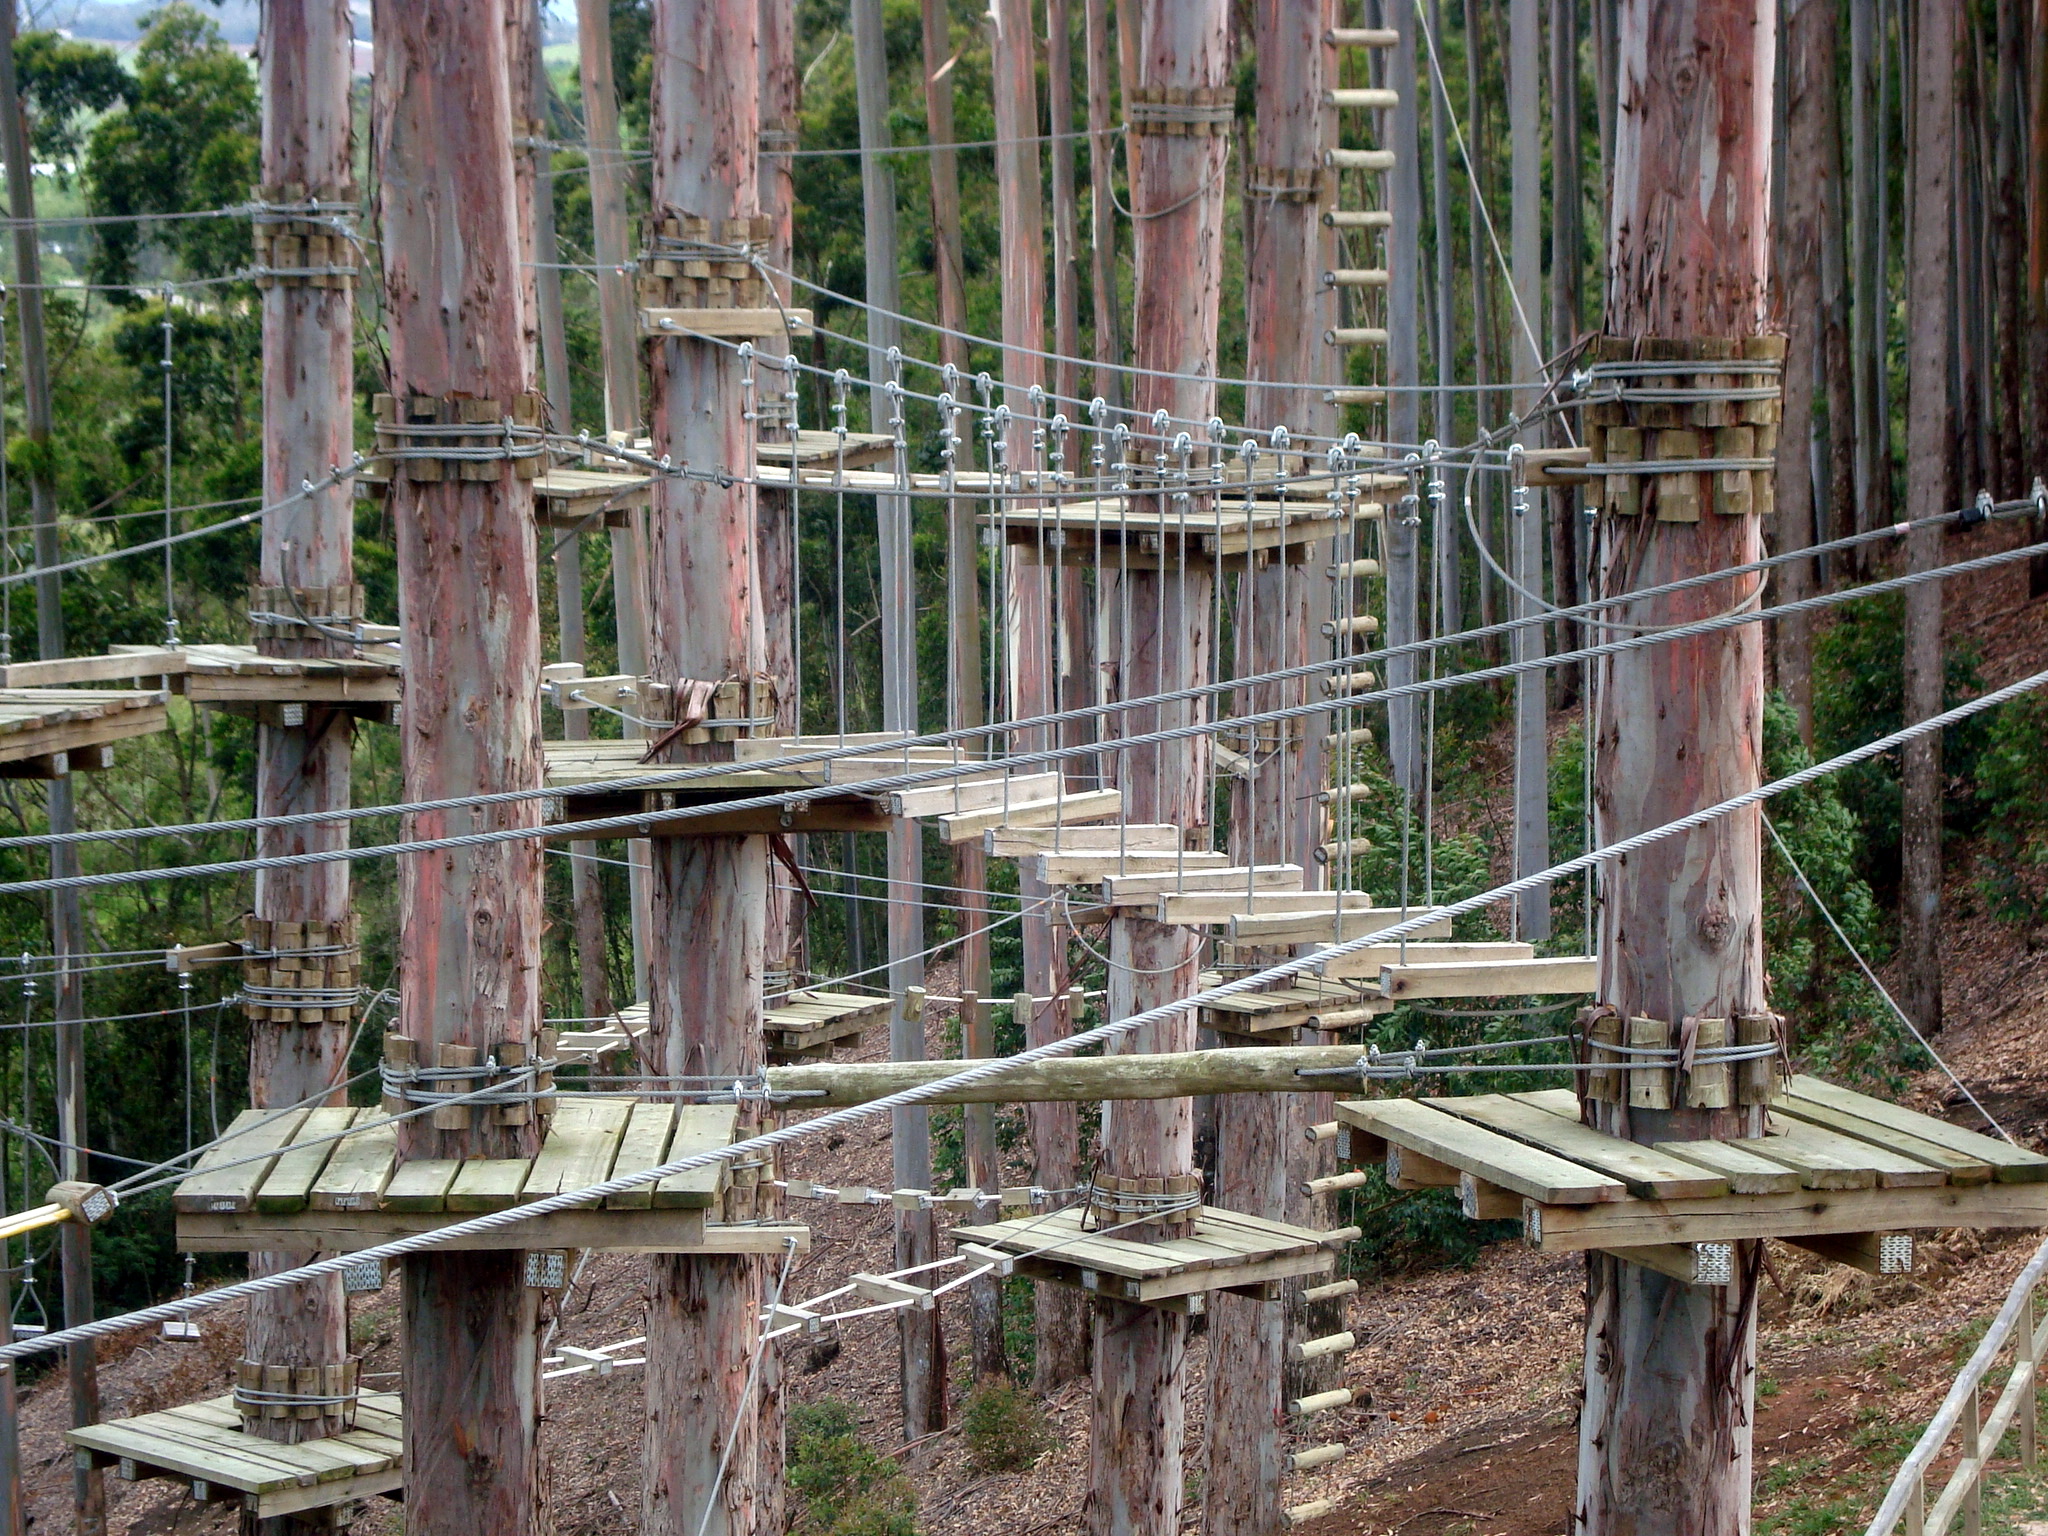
[1900,0,1955,1038]
[1090,3,1227,1531]
[639,4,779,1531]
[374,3,549,1530]
[1578,1,1776,1529]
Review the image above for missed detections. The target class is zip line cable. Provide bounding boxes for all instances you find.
[5,665,2041,1365]
[3,527,2041,895]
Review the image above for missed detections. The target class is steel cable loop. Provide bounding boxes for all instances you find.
[8,528,2047,897]
[5,665,2043,1366]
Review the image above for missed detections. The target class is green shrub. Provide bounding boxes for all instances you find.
[960,1379,1052,1473]
[786,1400,920,1536]
[1977,691,2048,926]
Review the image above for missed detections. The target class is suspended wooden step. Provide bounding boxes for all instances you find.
[937,788,1122,844]
[1314,938,1535,982]
[1373,953,1597,999]
[982,496,1390,567]
[1225,906,1452,947]
[755,428,895,470]
[1197,971,1390,1040]
[1326,25,1398,45]
[1323,209,1394,231]
[1324,88,1399,109]
[763,990,893,1062]
[951,1205,1346,1311]
[1158,888,1377,927]
[1337,1080,2048,1266]
[991,819,1180,862]
[1031,846,1226,885]
[0,686,168,778]
[527,465,653,529]
[1323,267,1390,289]
[639,305,814,339]
[172,1100,809,1257]
[69,1392,405,1520]
[182,644,401,726]
[1324,387,1387,406]
[1325,326,1390,348]
[1099,863,1303,903]
[1326,147,1395,171]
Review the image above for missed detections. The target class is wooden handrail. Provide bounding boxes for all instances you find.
[1867,1233,2048,1534]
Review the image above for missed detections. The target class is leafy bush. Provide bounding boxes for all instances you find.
[1976,691,2048,926]
[786,1401,920,1536]
[960,1378,1052,1473]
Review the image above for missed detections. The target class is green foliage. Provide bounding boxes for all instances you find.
[1976,692,2048,926]
[14,30,133,168]
[84,4,258,288]
[959,1378,1051,1473]
[1326,744,1495,938]
[1335,1161,1514,1276]
[786,1401,920,1536]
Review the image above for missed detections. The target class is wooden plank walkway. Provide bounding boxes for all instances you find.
[0,686,167,772]
[1336,1079,2048,1260]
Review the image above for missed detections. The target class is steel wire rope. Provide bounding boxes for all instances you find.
[9,526,2045,896]
[8,666,2045,1361]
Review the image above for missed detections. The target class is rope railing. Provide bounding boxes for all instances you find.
[1866,1233,2048,1535]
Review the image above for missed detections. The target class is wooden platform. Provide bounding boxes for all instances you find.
[1336,1079,2048,1261]
[528,466,653,528]
[182,644,401,724]
[69,1392,404,1519]
[172,1099,810,1255]
[756,428,895,469]
[583,991,890,1064]
[950,1205,1341,1308]
[0,687,168,775]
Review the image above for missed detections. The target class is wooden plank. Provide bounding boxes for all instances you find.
[1753,1117,1950,1188]
[1235,909,1455,946]
[1334,1098,1629,1205]
[1429,1093,1730,1199]
[1523,1181,2048,1253]
[522,1096,634,1205]
[937,788,1122,842]
[0,700,168,765]
[1647,1138,1804,1195]
[154,1408,393,1479]
[1314,940,1537,981]
[67,1419,308,1493]
[175,1209,807,1255]
[379,1158,462,1212]
[1783,1076,2048,1182]
[0,650,188,687]
[1130,1248,1335,1302]
[950,1210,1191,1278]
[1033,848,1226,884]
[650,1103,738,1209]
[307,1118,398,1211]
[1770,1094,1994,1184]
[987,823,1181,857]
[1157,889,1380,925]
[1378,955,1598,999]
[445,1159,539,1212]
[886,771,1060,819]
[601,1101,676,1210]
[252,1467,405,1519]
[253,1108,364,1213]
[1100,864,1304,901]
[174,1109,311,1214]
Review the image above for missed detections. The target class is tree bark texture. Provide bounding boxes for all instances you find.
[1580,2,1776,1530]
[1385,0,1422,794]
[1084,0,1124,410]
[1900,0,1955,1037]
[1206,2,1333,1523]
[247,0,356,1469]
[374,2,548,1530]
[1092,1,1227,1530]
[641,5,779,1529]
[1510,0,1549,942]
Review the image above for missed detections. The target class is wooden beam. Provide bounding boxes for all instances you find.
[1526,1182,2048,1253]
[766,1045,1374,1106]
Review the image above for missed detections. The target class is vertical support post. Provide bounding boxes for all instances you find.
[1385,0,1422,795]
[1848,0,1884,544]
[0,1167,20,1536]
[638,9,780,1528]
[576,0,654,1004]
[1429,0,1461,635]
[0,11,101,1530]
[1508,0,1549,942]
[1206,2,1331,1529]
[1546,0,1582,705]
[1093,0,1227,1530]
[528,0,613,1022]
[1576,1,1778,1529]
[2021,1288,2038,1471]
[1084,0,1125,411]
[1900,0,1955,1038]
[962,991,1004,1381]
[1962,1384,1982,1536]
[245,0,357,1499]
[373,4,548,1531]
[848,0,943,1434]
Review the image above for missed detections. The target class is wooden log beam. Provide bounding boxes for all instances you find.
[246,1,358,1482]
[373,3,547,1531]
[766,1045,1370,1106]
